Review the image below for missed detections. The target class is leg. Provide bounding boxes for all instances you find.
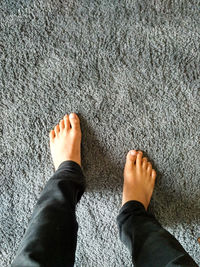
[117,150,198,267]
[12,113,85,267]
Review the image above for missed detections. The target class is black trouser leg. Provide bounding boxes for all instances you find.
[12,161,86,267]
[117,200,198,267]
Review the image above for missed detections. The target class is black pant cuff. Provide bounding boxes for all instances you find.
[56,160,83,175]
[51,160,86,189]
[120,200,146,213]
[116,200,151,226]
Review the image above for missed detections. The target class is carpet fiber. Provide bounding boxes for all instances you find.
[0,0,200,266]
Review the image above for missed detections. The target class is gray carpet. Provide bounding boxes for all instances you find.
[0,0,200,266]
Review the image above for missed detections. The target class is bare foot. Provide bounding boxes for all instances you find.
[122,150,156,211]
[49,113,81,171]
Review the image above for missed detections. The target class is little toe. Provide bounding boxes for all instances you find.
[59,120,65,131]
[151,169,157,181]
[49,130,55,141]
[54,125,60,136]
[64,114,70,130]
[136,151,143,167]
[69,113,80,130]
[147,162,152,175]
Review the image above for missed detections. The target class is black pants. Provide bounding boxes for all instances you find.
[12,161,198,267]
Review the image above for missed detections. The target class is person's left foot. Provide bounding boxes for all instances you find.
[49,113,82,170]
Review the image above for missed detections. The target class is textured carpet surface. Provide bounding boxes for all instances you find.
[0,0,200,266]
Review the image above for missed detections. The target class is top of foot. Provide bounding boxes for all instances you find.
[122,150,156,211]
[49,113,82,171]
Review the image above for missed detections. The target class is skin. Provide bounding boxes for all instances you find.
[49,113,156,211]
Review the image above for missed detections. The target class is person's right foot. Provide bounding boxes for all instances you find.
[122,150,156,211]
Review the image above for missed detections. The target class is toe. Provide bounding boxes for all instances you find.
[136,151,143,167]
[49,130,55,141]
[64,114,70,130]
[147,162,152,174]
[69,113,80,130]
[151,169,157,181]
[125,150,137,170]
[54,125,60,136]
[127,150,137,162]
[59,119,65,131]
[142,157,148,169]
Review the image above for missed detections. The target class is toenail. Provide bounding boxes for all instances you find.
[70,113,76,119]
[130,150,136,155]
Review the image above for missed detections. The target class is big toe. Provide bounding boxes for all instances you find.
[125,150,137,170]
[69,113,80,130]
